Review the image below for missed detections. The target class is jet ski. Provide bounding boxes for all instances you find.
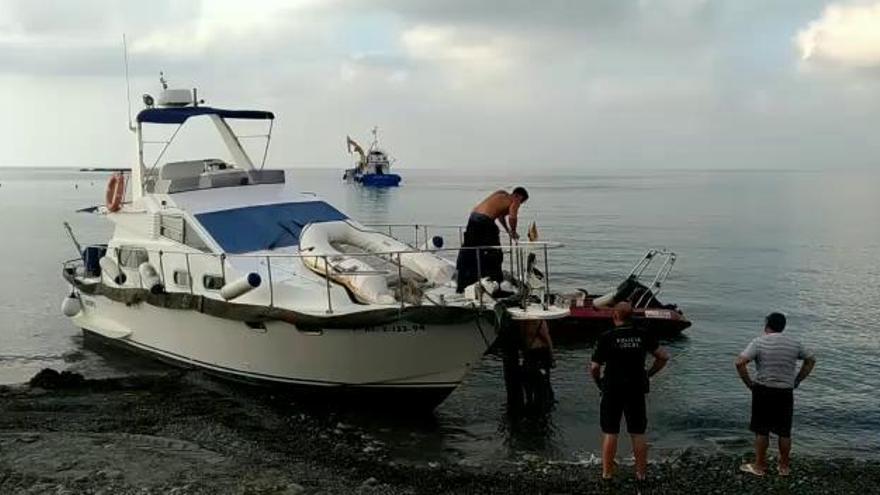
[550,250,692,342]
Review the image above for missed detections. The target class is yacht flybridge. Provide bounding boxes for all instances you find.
[60,81,567,410]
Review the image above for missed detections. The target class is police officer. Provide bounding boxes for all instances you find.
[590,302,670,481]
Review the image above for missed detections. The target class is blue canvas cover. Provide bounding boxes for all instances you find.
[195,201,347,254]
[137,106,274,124]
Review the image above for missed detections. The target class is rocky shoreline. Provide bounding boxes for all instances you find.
[0,370,876,494]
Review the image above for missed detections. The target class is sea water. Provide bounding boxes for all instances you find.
[0,167,877,462]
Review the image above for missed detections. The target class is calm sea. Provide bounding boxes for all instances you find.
[1,167,878,462]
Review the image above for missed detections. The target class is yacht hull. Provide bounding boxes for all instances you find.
[72,293,491,410]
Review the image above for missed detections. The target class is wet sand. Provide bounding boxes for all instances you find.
[0,370,876,494]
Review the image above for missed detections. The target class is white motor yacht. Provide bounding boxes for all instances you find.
[61,82,567,410]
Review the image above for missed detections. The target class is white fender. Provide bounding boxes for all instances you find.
[138,262,163,294]
[220,273,262,301]
[401,249,454,286]
[419,235,444,251]
[416,235,455,281]
[99,256,126,285]
[61,293,82,317]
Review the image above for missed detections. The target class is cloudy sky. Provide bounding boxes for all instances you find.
[1,0,878,170]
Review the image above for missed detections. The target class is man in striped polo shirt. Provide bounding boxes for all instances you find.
[735,312,816,477]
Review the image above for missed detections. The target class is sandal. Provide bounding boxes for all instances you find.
[778,464,791,477]
[739,463,766,477]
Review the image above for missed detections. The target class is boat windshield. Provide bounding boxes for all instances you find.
[195,201,347,254]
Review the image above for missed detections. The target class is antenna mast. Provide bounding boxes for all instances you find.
[123,34,135,132]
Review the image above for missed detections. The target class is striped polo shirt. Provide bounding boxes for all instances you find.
[740,332,813,389]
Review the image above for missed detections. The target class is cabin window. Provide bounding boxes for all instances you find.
[173,270,191,288]
[203,274,225,291]
[118,247,149,269]
[159,214,212,252]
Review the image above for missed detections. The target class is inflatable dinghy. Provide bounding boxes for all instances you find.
[299,221,455,304]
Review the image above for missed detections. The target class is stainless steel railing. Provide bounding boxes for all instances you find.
[626,249,677,309]
[63,238,563,316]
[365,223,527,286]
[364,223,467,250]
[364,222,523,249]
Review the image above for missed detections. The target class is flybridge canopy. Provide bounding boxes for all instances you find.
[136,106,275,125]
[127,79,278,201]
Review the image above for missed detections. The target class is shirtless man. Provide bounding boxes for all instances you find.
[521,319,555,409]
[455,187,529,292]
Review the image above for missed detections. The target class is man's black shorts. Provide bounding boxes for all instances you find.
[600,390,647,435]
[750,385,793,437]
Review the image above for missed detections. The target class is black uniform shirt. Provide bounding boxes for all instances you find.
[591,323,659,394]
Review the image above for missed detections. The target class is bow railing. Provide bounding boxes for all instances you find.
[63,240,563,316]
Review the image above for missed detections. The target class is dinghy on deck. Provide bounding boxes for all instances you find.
[299,220,455,305]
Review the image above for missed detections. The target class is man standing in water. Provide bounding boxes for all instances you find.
[521,318,555,410]
[590,302,670,481]
[735,312,816,477]
[456,187,529,293]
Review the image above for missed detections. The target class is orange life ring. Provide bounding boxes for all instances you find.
[105,173,125,212]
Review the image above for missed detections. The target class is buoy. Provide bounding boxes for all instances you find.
[99,256,126,285]
[220,273,262,300]
[61,292,82,317]
[138,262,164,294]
[420,235,444,251]
[105,173,125,212]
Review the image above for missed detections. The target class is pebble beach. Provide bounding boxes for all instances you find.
[1,370,876,494]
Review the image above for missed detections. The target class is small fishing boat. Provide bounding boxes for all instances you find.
[549,250,692,341]
[59,78,567,410]
[343,127,402,187]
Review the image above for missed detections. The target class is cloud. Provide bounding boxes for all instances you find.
[796,1,880,68]
[339,53,411,85]
[129,1,315,56]
[0,0,329,77]
[0,0,196,76]
[399,25,518,86]
[1,0,879,170]
[364,0,633,32]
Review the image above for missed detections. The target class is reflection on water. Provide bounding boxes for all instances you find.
[2,167,879,463]
[499,407,563,458]
[344,184,396,223]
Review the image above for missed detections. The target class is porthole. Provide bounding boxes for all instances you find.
[203,274,225,291]
[173,270,191,287]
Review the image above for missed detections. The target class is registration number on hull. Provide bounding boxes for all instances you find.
[644,309,674,319]
[357,323,427,333]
